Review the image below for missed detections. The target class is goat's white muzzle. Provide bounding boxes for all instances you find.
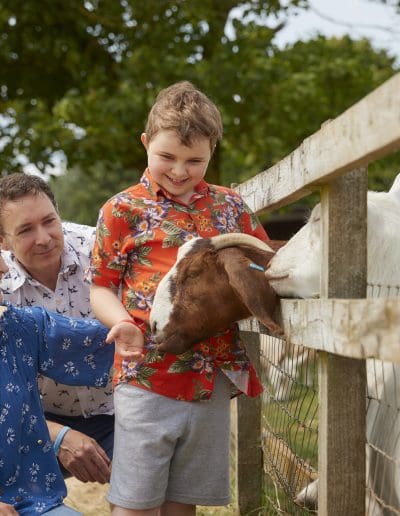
[150,270,176,338]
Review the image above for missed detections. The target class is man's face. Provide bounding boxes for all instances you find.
[0,192,64,278]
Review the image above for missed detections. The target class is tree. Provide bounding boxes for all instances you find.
[1,1,305,176]
[2,1,398,224]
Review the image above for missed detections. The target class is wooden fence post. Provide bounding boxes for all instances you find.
[318,168,368,515]
[236,330,263,515]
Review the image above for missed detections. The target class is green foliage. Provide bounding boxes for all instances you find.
[1,1,399,224]
[49,164,137,226]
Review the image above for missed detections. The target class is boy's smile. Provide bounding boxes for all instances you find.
[141,130,212,204]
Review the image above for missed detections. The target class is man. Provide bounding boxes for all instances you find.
[0,173,113,484]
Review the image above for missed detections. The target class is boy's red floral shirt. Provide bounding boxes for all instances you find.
[90,169,269,401]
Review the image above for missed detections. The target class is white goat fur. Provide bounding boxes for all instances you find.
[266,173,400,514]
[267,180,400,298]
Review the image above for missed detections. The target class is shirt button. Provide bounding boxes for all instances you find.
[15,495,23,501]
[37,439,43,445]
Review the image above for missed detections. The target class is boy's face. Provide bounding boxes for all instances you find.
[141,130,212,204]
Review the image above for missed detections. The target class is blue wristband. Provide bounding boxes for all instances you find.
[53,426,71,455]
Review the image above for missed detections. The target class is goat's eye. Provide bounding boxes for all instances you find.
[182,268,200,281]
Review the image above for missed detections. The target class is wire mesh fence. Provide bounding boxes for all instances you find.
[260,335,318,515]
[235,284,400,515]
[365,283,400,516]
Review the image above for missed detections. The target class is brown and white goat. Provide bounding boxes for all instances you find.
[150,233,283,355]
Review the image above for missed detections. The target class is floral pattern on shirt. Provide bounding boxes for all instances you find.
[90,169,268,401]
[0,303,113,514]
[0,222,114,417]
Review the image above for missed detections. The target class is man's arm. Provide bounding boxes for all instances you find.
[47,420,111,484]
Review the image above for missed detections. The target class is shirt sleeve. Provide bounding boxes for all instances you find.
[90,197,132,290]
[23,306,113,387]
[236,195,270,242]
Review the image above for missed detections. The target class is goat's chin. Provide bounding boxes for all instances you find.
[156,333,193,355]
[269,278,319,299]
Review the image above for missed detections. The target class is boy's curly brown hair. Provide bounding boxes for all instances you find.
[145,81,223,152]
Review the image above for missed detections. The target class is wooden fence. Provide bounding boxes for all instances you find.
[233,72,400,515]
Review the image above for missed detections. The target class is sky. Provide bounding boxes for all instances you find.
[18,1,400,177]
[274,0,400,64]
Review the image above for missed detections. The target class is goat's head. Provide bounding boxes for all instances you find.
[150,233,283,354]
[265,172,400,298]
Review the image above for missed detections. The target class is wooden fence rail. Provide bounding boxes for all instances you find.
[234,71,400,515]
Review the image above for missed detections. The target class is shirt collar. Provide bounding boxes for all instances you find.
[140,168,210,204]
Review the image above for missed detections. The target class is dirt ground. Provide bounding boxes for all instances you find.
[65,478,110,515]
[65,478,237,515]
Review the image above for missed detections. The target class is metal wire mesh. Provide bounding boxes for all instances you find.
[366,283,400,515]
[260,335,318,514]
[252,283,400,515]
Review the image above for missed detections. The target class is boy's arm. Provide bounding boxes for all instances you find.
[90,283,131,327]
[90,284,144,359]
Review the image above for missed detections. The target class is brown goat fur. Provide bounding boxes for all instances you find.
[155,243,283,354]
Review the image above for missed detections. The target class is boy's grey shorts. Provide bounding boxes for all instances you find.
[108,371,232,510]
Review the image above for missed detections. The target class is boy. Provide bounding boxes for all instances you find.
[0,253,114,515]
[89,81,269,516]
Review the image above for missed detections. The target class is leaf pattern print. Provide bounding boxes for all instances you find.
[131,246,152,267]
[90,169,266,402]
[96,219,111,254]
[125,273,161,312]
[168,351,214,381]
[120,360,155,388]
[161,220,197,248]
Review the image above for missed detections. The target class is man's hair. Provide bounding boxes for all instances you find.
[0,173,58,234]
[144,81,223,150]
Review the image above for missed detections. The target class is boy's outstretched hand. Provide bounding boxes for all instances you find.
[106,320,144,360]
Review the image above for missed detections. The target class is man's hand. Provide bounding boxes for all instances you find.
[0,502,18,515]
[107,320,144,360]
[58,428,111,484]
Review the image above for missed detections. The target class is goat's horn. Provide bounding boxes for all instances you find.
[210,233,274,253]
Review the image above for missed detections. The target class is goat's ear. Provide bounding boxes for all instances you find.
[218,248,283,336]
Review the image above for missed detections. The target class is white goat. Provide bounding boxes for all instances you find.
[266,173,400,514]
